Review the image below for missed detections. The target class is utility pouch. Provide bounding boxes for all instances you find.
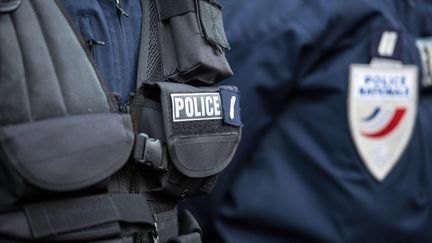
[133,82,241,198]
[0,113,134,211]
[156,0,233,84]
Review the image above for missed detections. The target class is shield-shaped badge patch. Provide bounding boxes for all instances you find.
[348,64,418,181]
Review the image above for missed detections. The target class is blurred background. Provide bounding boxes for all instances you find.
[183,1,432,242]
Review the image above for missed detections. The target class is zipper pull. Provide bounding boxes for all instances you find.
[115,0,129,17]
[120,101,130,114]
[120,93,135,113]
[86,39,106,50]
[120,103,130,113]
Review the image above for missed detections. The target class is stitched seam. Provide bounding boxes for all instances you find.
[9,13,33,122]
[29,1,68,114]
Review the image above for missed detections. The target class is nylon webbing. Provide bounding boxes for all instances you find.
[169,232,201,243]
[24,194,155,239]
[155,208,179,242]
[137,0,164,88]
[136,0,151,88]
[178,210,201,235]
[167,210,202,243]
[158,0,196,21]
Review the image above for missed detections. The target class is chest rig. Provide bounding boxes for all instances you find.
[0,0,240,242]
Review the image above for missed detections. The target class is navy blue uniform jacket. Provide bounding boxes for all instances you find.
[186,0,432,242]
[61,0,142,103]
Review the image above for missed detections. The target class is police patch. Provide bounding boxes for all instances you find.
[171,93,223,122]
[348,64,418,181]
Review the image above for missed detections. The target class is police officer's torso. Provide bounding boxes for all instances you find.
[193,0,432,242]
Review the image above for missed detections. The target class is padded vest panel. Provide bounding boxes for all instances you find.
[0,0,110,126]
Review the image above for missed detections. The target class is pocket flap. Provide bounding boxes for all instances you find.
[154,82,241,178]
[0,113,134,191]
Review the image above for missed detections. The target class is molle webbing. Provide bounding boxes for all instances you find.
[24,194,154,239]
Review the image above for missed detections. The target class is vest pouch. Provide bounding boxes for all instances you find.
[137,82,241,198]
[0,113,134,211]
[156,0,233,84]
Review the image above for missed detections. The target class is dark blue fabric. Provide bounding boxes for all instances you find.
[220,88,242,127]
[184,0,432,242]
[61,0,142,103]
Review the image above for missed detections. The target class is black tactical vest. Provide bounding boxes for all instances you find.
[0,0,240,242]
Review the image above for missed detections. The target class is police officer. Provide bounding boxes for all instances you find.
[186,0,432,242]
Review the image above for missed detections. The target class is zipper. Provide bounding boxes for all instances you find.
[119,93,135,113]
[112,0,131,105]
[114,0,128,39]
[86,39,106,50]
[115,0,129,17]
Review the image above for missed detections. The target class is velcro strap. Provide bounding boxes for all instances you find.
[158,0,196,21]
[24,194,155,239]
[198,0,230,51]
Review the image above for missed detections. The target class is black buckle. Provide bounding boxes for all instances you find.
[133,133,167,172]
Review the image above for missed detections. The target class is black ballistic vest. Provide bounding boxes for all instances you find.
[0,0,240,242]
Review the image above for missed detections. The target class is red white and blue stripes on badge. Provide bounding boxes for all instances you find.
[360,106,406,138]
